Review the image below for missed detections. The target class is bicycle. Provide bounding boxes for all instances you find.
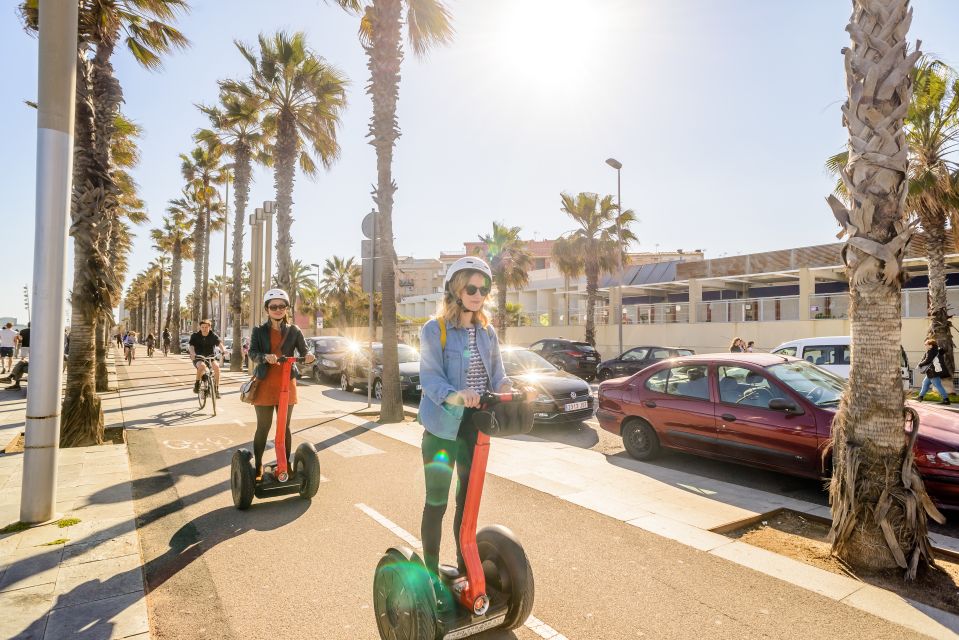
[147,344,155,358]
[195,355,219,415]
[124,344,134,365]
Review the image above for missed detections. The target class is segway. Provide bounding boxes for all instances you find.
[231,356,321,510]
[373,392,535,639]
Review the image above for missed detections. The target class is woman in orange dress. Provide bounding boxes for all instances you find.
[248,288,315,479]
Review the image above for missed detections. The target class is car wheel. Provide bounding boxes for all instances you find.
[597,368,612,381]
[622,419,660,460]
[374,379,383,401]
[340,373,354,393]
[313,367,323,384]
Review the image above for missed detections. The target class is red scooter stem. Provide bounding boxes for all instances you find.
[274,358,294,482]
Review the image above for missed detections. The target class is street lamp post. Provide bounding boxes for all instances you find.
[605,157,624,357]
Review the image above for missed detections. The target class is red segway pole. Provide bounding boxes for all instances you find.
[273,357,295,482]
[456,392,523,615]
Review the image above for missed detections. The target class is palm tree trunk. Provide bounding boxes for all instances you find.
[169,242,182,335]
[925,221,954,378]
[273,115,297,295]
[230,147,251,371]
[202,184,212,321]
[584,261,599,346]
[497,279,508,342]
[366,0,404,422]
[192,202,206,327]
[828,0,942,577]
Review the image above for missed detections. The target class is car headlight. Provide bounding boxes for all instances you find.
[535,393,552,404]
[321,359,336,367]
[937,452,959,466]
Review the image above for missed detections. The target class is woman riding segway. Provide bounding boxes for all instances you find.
[247,289,315,481]
[372,257,537,639]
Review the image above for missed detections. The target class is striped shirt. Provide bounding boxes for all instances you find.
[465,327,490,394]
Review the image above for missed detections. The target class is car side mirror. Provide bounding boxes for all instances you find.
[768,398,804,415]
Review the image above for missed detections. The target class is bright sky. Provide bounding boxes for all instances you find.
[2,0,959,320]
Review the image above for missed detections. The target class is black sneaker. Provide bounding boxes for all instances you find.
[193,381,200,394]
[917,396,925,402]
[215,391,221,399]
[941,398,951,405]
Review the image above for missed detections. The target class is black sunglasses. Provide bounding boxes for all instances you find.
[267,304,288,311]
[464,284,490,296]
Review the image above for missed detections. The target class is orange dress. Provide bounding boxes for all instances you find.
[253,327,298,406]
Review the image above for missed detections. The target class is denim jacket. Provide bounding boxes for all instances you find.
[418,318,510,440]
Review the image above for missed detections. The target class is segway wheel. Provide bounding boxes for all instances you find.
[230,449,255,510]
[294,442,321,499]
[372,547,436,640]
[477,525,534,631]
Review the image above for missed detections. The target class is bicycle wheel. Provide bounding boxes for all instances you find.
[209,377,217,416]
[197,376,207,410]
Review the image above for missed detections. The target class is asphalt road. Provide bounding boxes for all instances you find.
[116,355,929,639]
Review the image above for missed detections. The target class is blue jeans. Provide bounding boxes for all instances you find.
[919,375,948,399]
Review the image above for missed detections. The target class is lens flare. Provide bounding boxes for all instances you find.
[433,449,450,464]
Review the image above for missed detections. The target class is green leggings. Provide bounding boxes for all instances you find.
[420,410,477,576]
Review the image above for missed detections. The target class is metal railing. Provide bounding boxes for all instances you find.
[809,294,849,320]
[697,296,800,323]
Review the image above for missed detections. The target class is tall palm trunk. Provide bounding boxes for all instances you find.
[366,0,404,422]
[202,191,212,320]
[168,242,182,335]
[827,0,942,576]
[924,219,954,376]
[231,145,252,371]
[584,260,599,346]
[274,114,297,294]
[191,203,206,326]
[62,57,108,447]
[496,278,508,342]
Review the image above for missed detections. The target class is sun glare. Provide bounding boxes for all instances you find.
[493,0,607,86]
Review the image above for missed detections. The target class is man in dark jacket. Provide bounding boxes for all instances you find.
[918,338,951,404]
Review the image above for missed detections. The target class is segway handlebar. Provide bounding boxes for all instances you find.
[270,356,311,364]
[478,390,528,409]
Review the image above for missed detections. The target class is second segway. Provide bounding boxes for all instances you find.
[231,356,321,510]
[372,392,535,639]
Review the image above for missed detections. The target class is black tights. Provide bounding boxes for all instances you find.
[253,404,294,472]
[420,410,477,577]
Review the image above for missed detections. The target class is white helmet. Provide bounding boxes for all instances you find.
[444,257,493,292]
[263,288,290,306]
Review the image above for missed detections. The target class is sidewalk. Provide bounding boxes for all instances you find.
[0,348,148,640]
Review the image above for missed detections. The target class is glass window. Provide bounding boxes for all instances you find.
[529,342,544,353]
[665,365,710,400]
[801,345,849,366]
[768,361,844,406]
[773,346,797,357]
[622,348,649,362]
[676,349,694,357]
[718,366,789,407]
[649,349,670,362]
[502,349,555,375]
[645,369,668,393]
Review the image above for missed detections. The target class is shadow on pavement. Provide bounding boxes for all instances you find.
[529,421,598,449]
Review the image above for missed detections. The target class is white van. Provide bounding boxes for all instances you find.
[771,336,913,389]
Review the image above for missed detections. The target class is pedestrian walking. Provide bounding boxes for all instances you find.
[746,340,755,353]
[115,332,123,349]
[0,323,17,374]
[918,338,952,405]
[248,289,314,481]
[729,337,745,353]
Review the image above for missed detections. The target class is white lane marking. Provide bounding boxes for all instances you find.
[356,505,571,639]
[161,436,233,454]
[524,615,569,639]
[355,503,422,550]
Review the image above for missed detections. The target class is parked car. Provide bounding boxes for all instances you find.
[305,336,352,382]
[341,342,422,400]
[597,346,695,381]
[529,338,601,381]
[216,338,233,363]
[178,334,191,355]
[772,336,913,389]
[596,353,959,510]
[501,346,593,424]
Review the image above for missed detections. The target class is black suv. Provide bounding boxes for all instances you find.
[529,338,601,381]
[305,336,352,382]
[596,345,694,381]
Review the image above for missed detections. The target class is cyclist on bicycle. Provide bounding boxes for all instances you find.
[162,327,172,354]
[145,333,156,356]
[122,331,136,361]
[189,319,222,398]
[248,289,314,480]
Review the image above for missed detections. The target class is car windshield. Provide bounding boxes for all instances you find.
[313,338,349,353]
[372,345,420,364]
[501,349,556,375]
[766,361,845,406]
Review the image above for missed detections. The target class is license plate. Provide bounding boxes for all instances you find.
[416,385,422,390]
[565,400,588,411]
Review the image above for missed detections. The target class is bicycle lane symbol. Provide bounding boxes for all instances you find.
[162,435,234,455]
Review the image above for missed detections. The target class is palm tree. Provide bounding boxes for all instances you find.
[474,222,532,342]
[180,141,226,324]
[227,31,347,296]
[153,194,196,337]
[327,0,452,422]
[281,259,319,322]
[320,256,363,327]
[197,90,270,370]
[558,192,637,346]
[552,234,584,326]
[826,0,943,576]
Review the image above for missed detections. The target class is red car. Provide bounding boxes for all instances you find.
[596,353,959,511]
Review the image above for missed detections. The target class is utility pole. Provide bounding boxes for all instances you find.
[21,0,78,524]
